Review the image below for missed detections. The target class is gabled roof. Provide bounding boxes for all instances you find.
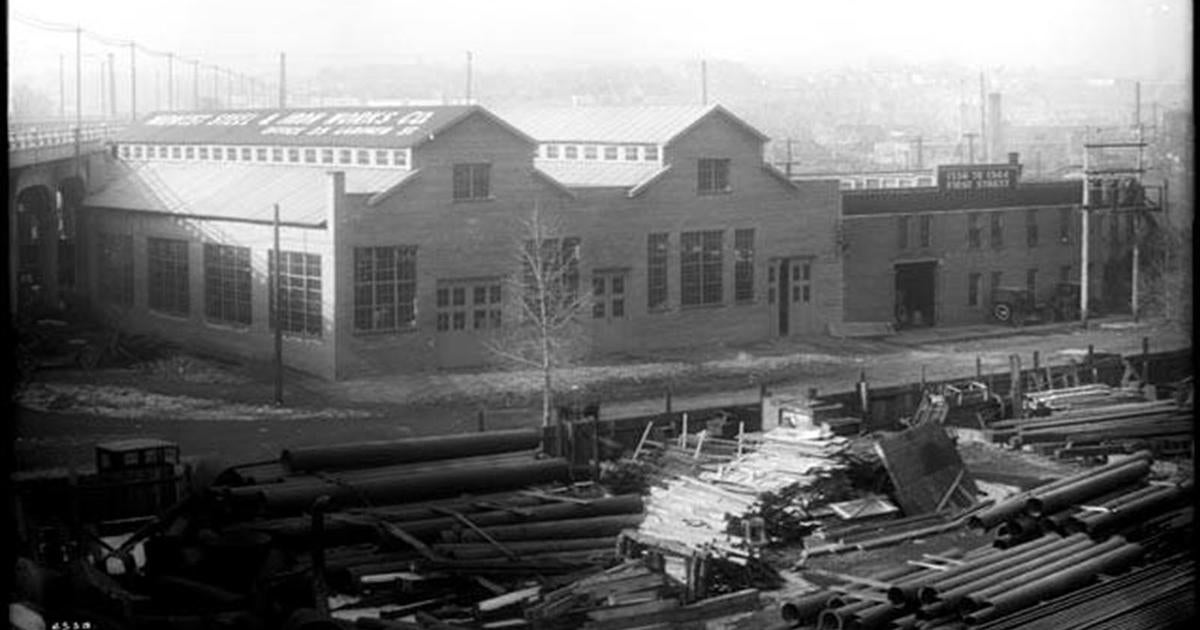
[499,104,768,146]
[86,161,410,225]
[533,160,665,188]
[116,105,534,149]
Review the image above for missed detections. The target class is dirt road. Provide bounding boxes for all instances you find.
[11,318,1190,471]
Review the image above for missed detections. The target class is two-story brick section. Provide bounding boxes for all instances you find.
[839,153,1127,328]
[81,104,842,378]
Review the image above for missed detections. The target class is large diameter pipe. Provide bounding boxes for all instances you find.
[433,537,618,560]
[817,598,876,630]
[1025,459,1151,516]
[967,451,1151,530]
[913,534,1089,606]
[918,535,1098,614]
[888,539,1047,607]
[281,429,543,472]
[962,542,1147,625]
[1066,482,1192,537]
[249,458,571,514]
[958,536,1129,611]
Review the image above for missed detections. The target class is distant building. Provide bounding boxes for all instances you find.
[82,104,842,378]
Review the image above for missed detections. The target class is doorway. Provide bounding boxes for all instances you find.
[768,257,817,337]
[894,261,938,328]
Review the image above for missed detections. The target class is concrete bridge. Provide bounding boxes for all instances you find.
[8,119,124,319]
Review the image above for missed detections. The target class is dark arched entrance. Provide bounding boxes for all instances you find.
[57,177,86,294]
[15,185,59,316]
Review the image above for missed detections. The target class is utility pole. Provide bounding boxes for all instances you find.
[1134,81,1141,128]
[915,135,924,169]
[1082,128,1148,325]
[701,59,708,106]
[465,51,472,104]
[192,60,200,109]
[964,132,978,164]
[978,72,987,163]
[129,42,137,122]
[1080,128,1091,327]
[212,65,220,108]
[167,53,174,110]
[273,203,284,406]
[59,55,65,120]
[108,52,117,118]
[99,59,106,116]
[279,53,287,108]
[75,26,82,176]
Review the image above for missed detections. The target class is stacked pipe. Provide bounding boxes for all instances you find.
[213,429,574,515]
[991,398,1192,458]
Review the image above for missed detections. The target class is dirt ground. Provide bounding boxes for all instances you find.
[10,316,1191,472]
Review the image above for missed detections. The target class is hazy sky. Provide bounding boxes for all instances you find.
[8,0,1193,81]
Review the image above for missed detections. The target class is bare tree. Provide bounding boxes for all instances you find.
[486,203,590,427]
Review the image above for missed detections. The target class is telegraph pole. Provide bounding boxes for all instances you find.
[167,53,174,110]
[978,72,987,163]
[75,26,82,176]
[1082,128,1149,326]
[279,53,287,108]
[192,60,200,109]
[129,42,137,121]
[108,52,117,118]
[1080,128,1091,327]
[273,203,284,406]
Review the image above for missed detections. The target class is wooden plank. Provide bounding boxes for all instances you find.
[519,490,593,505]
[632,421,655,461]
[478,586,542,612]
[801,568,891,590]
[582,589,759,630]
[377,521,444,561]
[586,598,680,621]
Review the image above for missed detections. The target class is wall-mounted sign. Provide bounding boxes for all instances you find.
[142,109,437,138]
[937,164,1019,191]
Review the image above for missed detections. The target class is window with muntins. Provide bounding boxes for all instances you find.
[203,244,252,326]
[968,272,981,306]
[1026,268,1038,295]
[269,251,323,337]
[698,158,731,194]
[1026,209,1039,247]
[990,271,1003,298]
[147,238,190,316]
[990,212,1004,248]
[592,271,627,320]
[647,233,669,310]
[734,228,755,303]
[919,215,931,247]
[453,163,491,200]
[435,279,501,332]
[968,215,982,249]
[681,230,723,306]
[353,246,417,332]
[99,232,134,306]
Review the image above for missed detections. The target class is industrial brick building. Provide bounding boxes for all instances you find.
[838,154,1131,328]
[81,104,841,378]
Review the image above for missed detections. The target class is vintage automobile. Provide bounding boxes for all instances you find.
[990,282,1087,326]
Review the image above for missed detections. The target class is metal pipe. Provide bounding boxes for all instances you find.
[1025,458,1151,516]
[914,534,1089,606]
[446,513,643,543]
[240,458,571,514]
[817,598,876,630]
[960,537,1130,611]
[888,541,1026,606]
[281,429,543,472]
[962,541,1147,624]
[1066,482,1191,536]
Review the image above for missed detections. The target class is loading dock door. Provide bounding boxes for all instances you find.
[769,257,818,336]
[894,261,938,328]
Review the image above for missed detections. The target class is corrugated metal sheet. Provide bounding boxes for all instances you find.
[533,160,665,188]
[116,106,477,148]
[85,161,411,225]
[499,105,713,144]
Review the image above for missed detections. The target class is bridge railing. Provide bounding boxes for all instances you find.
[8,122,126,152]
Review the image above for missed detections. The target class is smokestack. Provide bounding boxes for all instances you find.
[987,92,1004,161]
[279,53,287,108]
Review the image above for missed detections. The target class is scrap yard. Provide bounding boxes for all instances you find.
[10,343,1194,630]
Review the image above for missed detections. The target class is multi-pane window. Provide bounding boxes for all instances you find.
[99,232,134,306]
[287,148,300,163]
[603,146,619,160]
[644,146,659,161]
[564,146,578,159]
[624,146,638,161]
[257,148,268,161]
[592,271,627,320]
[171,146,182,159]
[898,215,910,249]
[269,251,323,337]
[967,214,981,249]
[1026,268,1038,295]
[681,230,723,306]
[1059,207,1072,243]
[798,262,812,303]
[339,149,352,164]
[1026,209,1039,247]
[919,215,931,247]
[734,228,755,303]
[185,146,195,159]
[583,145,598,160]
[522,238,582,316]
[545,145,559,159]
[393,150,408,168]
[698,158,731,194]
[968,272,981,307]
[241,147,252,161]
[272,148,284,162]
[990,271,1003,299]
[353,246,417,332]
[647,233,669,310]
[322,149,334,164]
[304,149,317,164]
[203,244,252,326]
[147,238,190,316]
[990,212,1004,248]
[435,280,500,332]
[452,163,491,201]
[375,150,389,166]
[357,149,371,165]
